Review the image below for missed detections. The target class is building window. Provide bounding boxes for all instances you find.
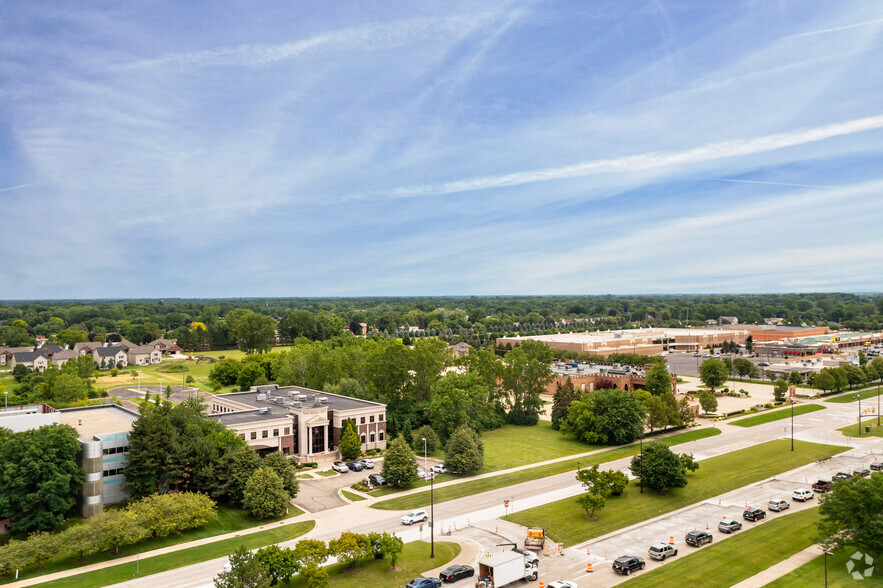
[239,434,245,440]
[370,433,375,442]
[282,447,289,455]
[370,415,375,423]
[379,414,384,421]
[360,435,366,444]
[273,429,279,437]
[379,431,385,441]
[311,427,325,454]
[262,430,269,438]
[360,417,366,424]
[251,432,257,440]
[284,427,290,435]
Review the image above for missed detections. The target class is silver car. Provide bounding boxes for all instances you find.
[768,498,790,512]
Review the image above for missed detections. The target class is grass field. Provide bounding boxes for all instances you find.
[341,490,367,502]
[0,504,305,585]
[728,404,825,427]
[286,540,459,588]
[37,521,316,588]
[503,439,846,546]
[837,419,883,437]
[767,545,883,587]
[371,427,721,511]
[623,507,822,587]
[478,420,604,473]
[825,386,883,403]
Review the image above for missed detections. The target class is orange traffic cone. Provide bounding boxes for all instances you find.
[669,536,674,545]
[539,583,544,588]
[587,562,593,573]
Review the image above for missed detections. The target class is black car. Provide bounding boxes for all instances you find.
[743,508,766,522]
[832,472,852,481]
[852,467,870,478]
[612,555,645,575]
[685,531,713,546]
[346,461,364,472]
[718,519,742,534]
[439,565,474,583]
[871,462,882,471]
[368,473,386,486]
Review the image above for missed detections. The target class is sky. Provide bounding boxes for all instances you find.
[2,1,883,299]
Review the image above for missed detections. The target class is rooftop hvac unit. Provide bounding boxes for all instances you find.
[258,407,270,414]
[274,398,283,404]
[318,396,328,403]
[256,394,268,401]
[298,394,307,401]
[289,401,302,408]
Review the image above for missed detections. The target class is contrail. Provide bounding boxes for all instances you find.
[714,179,830,189]
[379,114,883,199]
[786,17,883,40]
[0,183,34,193]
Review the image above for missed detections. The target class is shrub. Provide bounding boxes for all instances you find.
[110,368,119,377]
[764,403,774,409]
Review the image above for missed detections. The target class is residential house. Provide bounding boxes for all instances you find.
[128,345,161,366]
[93,346,128,369]
[50,349,78,367]
[148,338,182,355]
[449,342,472,357]
[718,316,739,325]
[115,339,139,352]
[10,351,49,372]
[0,346,34,366]
[73,342,100,356]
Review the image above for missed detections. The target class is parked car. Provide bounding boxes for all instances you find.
[718,519,742,534]
[439,565,474,583]
[368,474,386,486]
[852,467,870,478]
[743,507,766,522]
[547,582,578,588]
[768,499,790,512]
[406,578,441,588]
[612,555,645,575]
[832,472,852,481]
[346,461,364,472]
[792,488,814,502]
[812,480,833,493]
[417,468,434,480]
[401,510,429,525]
[685,530,713,546]
[360,459,375,469]
[870,462,882,471]
[331,461,349,474]
[430,463,449,474]
[648,543,678,560]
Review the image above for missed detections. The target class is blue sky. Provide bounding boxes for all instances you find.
[2,1,883,299]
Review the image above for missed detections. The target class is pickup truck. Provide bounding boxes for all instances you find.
[812,480,832,493]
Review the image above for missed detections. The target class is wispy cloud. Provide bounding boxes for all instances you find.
[785,17,883,40]
[0,183,35,193]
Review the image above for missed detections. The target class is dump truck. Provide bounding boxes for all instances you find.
[524,527,545,551]
[476,551,538,587]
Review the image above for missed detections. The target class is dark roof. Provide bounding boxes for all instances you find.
[12,351,46,362]
[207,409,292,425]
[220,385,385,412]
[95,346,125,357]
[42,345,63,354]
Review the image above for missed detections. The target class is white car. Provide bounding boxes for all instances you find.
[360,459,375,469]
[430,464,448,474]
[331,461,349,474]
[401,509,428,525]
[222,561,232,573]
[547,581,578,588]
[792,488,814,502]
[768,498,790,512]
[416,468,434,480]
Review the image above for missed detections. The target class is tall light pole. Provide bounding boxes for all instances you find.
[790,395,794,452]
[137,370,142,395]
[858,393,862,437]
[159,378,164,399]
[422,437,434,558]
[824,551,833,587]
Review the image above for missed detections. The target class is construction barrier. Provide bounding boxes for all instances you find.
[587,562,593,573]
[669,536,674,545]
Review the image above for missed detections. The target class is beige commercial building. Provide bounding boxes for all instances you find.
[496,327,750,357]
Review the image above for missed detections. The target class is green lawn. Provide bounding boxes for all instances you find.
[371,428,721,511]
[285,540,459,588]
[0,504,304,585]
[504,439,846,546]
[316,470,339,477]
[478,420,604,473]
[837,419,883,437]
[767,546,883,587]
[341,490,366,502]
[728,404,825,427]
[825,386,883,403]
[37,521,316,588]
[623,508,821,587]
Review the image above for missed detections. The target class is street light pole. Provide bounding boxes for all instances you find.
[159,378,164,399]
[791,396,794,451]
[137,370,142,395]
[422,437,434,558]
[858,393,862,437]
[824,551,833,587]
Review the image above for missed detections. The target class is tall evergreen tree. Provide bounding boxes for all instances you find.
[338,419,362,461]
[550,378,578,430]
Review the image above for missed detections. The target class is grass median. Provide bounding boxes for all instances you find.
[767,544,883,587]
[825,387,883,403]
[37,520,315,588]
[371,427,721,511]
[503,438,845,545]
[1,504,304,585]
[728,404,825,427]
[623,507,821,587]
[287,540,459,588]
[837,420,883,437]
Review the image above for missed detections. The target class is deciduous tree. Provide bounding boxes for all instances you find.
[699,359,729,393]
[698,390,718,415]
[243,467,289,519]
[444,425,484,474]
[817,473,883,572]
[214,545,271,588]
[262,451,299,499]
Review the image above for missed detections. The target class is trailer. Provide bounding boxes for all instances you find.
[524,527,545,551]
[476,551,538,587]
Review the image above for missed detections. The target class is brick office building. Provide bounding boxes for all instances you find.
[207,385,387,463]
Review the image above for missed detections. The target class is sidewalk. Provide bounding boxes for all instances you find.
[730,545,823,587]
[420,536,483,577]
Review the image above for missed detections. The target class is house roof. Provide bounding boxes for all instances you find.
[117,339,138,350]
[12,351,47,363]
[149,338,178,348]
[51,350,78,361]
[129,345,157,354]
[41,344,63,354]
[73,342,97,353]
[94,346,125,357]
[0,346,35,355]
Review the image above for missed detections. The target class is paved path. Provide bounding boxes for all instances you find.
[731,545,823,588]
